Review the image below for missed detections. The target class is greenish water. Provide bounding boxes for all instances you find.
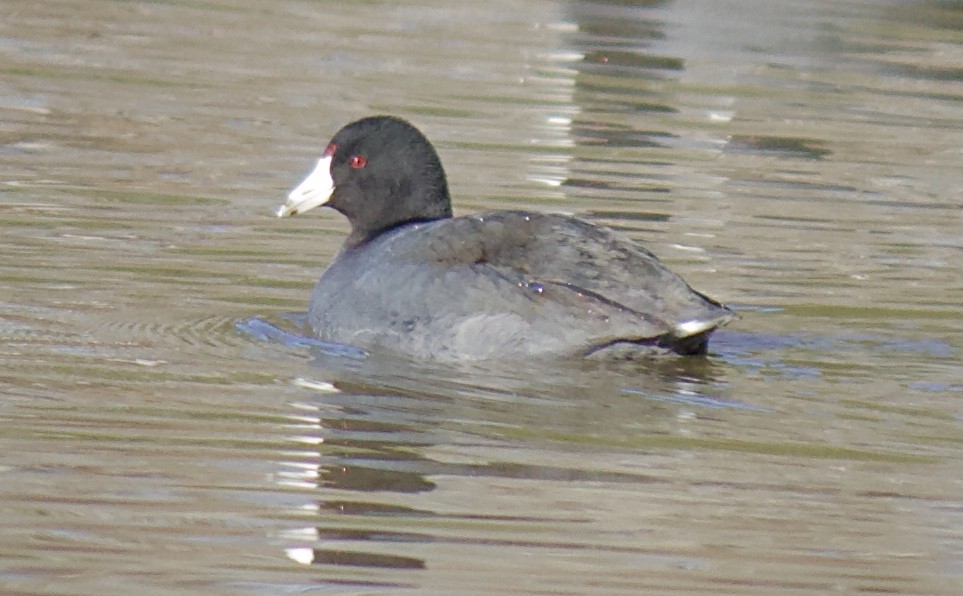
[1,0,961,594]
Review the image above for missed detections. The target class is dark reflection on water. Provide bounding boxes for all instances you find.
[311,548,427,570]
[3,0,962,593]
[725,135,832,159]
[565,0,685,170]
[278,343,736,573]
[273,319,952,574]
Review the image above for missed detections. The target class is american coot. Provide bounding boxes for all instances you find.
[277,116,736,360]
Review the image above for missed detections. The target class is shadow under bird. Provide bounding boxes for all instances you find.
[277,116,736,361]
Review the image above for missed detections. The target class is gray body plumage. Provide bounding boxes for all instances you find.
[309,211,735,360]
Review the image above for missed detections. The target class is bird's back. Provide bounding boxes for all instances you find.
[310,212,735,360]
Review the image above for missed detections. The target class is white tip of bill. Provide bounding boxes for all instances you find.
[276,156,334,217]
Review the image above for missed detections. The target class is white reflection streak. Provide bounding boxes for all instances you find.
[278,377,339,566]
[285,546,316,566]
[283,528,320,566]
[525,24,579,192]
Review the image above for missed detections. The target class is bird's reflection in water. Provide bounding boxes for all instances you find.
[275,345,738,574]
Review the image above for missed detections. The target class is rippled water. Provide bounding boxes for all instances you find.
[2,0,961,593]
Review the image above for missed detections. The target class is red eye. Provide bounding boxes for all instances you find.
[323,143,337,157]
[349,155,367,169]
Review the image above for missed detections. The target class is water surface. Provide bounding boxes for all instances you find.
[1,0,961,593]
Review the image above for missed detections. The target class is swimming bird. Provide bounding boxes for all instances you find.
[277,116,736,360]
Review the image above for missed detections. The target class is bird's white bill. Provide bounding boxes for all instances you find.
[276,156,334,217]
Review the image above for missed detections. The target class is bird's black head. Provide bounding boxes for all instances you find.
[278,116,453,247]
